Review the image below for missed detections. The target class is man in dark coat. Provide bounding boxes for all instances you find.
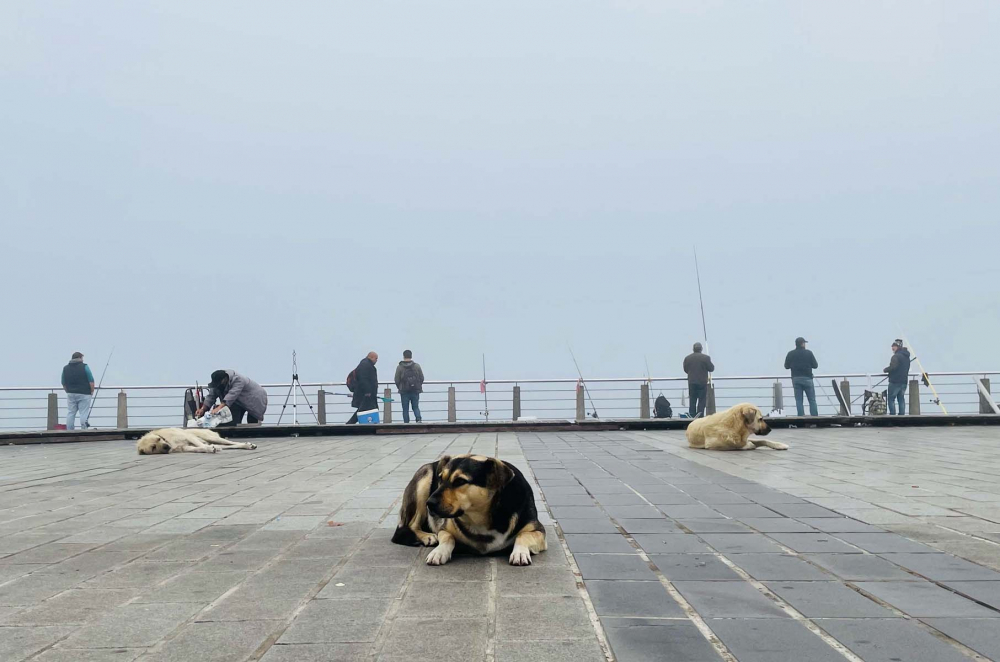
[347,352,379,424]
[883,339,911,415]
[682,342,714,418]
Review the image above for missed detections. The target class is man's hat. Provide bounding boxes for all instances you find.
[209,370,229,388]
[795,337,807,345]
[71,351,83,359]
[892,339,903,348]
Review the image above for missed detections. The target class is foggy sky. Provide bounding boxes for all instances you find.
[2,2,998,388]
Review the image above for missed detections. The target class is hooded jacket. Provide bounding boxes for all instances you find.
[884,348,912,384]
[352,357,378,408]
[394,360,425,393]
[203,369,268,420]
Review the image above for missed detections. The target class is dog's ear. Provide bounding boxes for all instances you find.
[490,458,515,489]
[743,406,758,424]
[435,455,451,475]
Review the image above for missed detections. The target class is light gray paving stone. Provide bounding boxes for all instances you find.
[818,618,971,662]
[398,581,489,618]
[380,617,488,660]
[0,625,76,662]
[411,556,492,582]
[317,566,409,598]
[278,598,392,643]
[855,580,1000,617]
[497,564,579,596]
[495,638,605,662]
[0,572,82,606]
[195,549,276,572]
[135,571,247,604]
[61,601,203,647]
[283,538,355,558]
[31,648,145,662]
[141,620,279,662]
[497,595,595,640]
[708,618,844,662]
[2,543,96,565]
[5,587,135,625]
[764,581,896,617]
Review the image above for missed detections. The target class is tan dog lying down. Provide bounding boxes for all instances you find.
[137,428,257,455]
[686,403,788,451]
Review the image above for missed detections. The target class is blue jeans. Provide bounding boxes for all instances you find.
[66,393,93,430]
[792,377,818,416]
[401,392,421,423]
[888,382,906,415]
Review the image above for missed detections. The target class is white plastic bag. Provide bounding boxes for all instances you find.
[193,406,233,428]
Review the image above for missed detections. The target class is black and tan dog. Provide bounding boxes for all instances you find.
[391,454,546,566]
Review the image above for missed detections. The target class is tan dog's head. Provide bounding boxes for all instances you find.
[426,455,513,519]
[739,404,771,435]
[137,432,171,455]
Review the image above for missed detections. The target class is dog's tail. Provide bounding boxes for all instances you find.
[391,525,420,546]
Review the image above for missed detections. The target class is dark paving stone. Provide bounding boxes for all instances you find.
[648,555,741,581]
[711,504,781,519]
[497,595,595,640]
[616,519,680,534]
[834,533,936,554]
[922,618,1000,660]
[658,505,725,519]
[881,553,1000,581]
[698,533,786,554]
[575,554,655,581]
[631,533,711,554]
[804,553,915,581]
[728,554,830,581]
[766,504,842,518]
[603,620,723,662]
[672,581,788,618]
[942,581,1000,610]
[855,580,1000,617]
[737,518,816,533]
[798,518,884,533]
[556,519,619,534]
[709,618,844,662]
[544,494,595,506]
[259,643,367,661]
[564,534,636,554]
[690,493,752,505]
[764,581,896,617]
[766,533,860,554]
[675,519,750,534]
[496,638,606,662]
[818,618,971,662]
[381,617,487,660]
[742,492,806,504]
[278,598,392,643]
[589,493,647,506]
[586,579,684,617]
[642,493,699,506]
[604,505,665,520]
[550,505,606,519]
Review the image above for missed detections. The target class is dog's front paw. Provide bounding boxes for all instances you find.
[509,546,532,566]
[417,532,438,547]
[211,446,219,453]
[426,546,452,566]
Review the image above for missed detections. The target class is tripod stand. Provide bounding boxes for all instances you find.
[276,351,318,425]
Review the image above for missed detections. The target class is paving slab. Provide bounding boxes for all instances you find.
[672,581,788,618]
[585,579,685,617]
[804,553,916,581]
[921,618,1000,660]
[727,554,831,581]
[764,581,896,617]
[854,580,1000,617]
[708,618,845,662]
[603,620,723,662]
[817,618,972,662]
[881,552,1000,580]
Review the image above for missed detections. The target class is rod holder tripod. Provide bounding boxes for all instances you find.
[276,351,318,425]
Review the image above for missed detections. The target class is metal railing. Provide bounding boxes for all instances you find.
[1,372,997,432]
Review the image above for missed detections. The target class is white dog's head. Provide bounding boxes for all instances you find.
[137,432,171,455]
[736,403,770,435]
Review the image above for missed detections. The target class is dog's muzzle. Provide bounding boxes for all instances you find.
[427,496,461,519]
[757,423,771,436]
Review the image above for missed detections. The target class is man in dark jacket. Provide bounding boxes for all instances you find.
[347,352,379,424]
[61,351,95,430]
[784,337,819,416]
[394,350,425,423]
[682,343,714,418]
[884,339,911,415]
[197,369,268,426]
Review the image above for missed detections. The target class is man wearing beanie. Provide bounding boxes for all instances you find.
[683,342,715,418]
[61,352,95,430]
[884,339,911,415]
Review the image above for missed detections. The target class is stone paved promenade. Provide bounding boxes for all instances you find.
[2,427,1000,661]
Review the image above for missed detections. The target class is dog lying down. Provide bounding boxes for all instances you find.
[392,454,546,566]
[137,427,257,455]
[687,403,789,451]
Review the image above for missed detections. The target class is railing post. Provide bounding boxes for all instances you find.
[576,384,585,422]
[640,383,650,418]
[47,392,58,430]
[317,389,326,425]
[706,383,716,415]
[512,386,521,421]
[909,379,921,415]
[383,387,393,423]
[772,381,783,413]
[117,391,128,429]
[839,379,851,415]
[447,386,457,423]
[980,378,992,414]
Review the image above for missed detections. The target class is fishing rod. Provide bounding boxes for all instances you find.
[568,346,599,419]
[481,354,489,422]
[900,331,947,414]
[693,248,713,388]
[83,347,114,428]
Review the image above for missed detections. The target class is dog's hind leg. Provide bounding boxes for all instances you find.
[509,524,547,566]
[175,443,218,453]
[752,439,789,450]
[211,439,258,450]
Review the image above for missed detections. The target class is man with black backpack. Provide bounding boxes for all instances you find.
[394,350,425,423]
[346,352,378,424]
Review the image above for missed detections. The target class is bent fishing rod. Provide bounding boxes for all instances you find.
[569,346,599,419]
[83,347,114,428]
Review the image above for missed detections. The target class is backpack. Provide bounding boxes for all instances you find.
[345,369,357,393]
[402,367,420,392]
[654,395,672,418]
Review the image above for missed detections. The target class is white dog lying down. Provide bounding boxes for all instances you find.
[686,403,788,451]
[137,427,257,455]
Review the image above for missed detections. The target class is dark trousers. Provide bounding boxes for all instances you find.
[217,402,261,427]
[888,382,906,415]
[347,394,377,424]
[688,383,707,418]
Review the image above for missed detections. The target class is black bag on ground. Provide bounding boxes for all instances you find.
[654,395,672,418]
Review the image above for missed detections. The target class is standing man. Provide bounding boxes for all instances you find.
[347,352,379,424]
[394,350,425,423]
[884,339,911,415]
[196,369,268,426]
[682,342,714,418]
[785,337,819,416]
[61,351,95,430]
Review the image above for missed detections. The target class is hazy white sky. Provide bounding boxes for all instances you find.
[2,2,998,387]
